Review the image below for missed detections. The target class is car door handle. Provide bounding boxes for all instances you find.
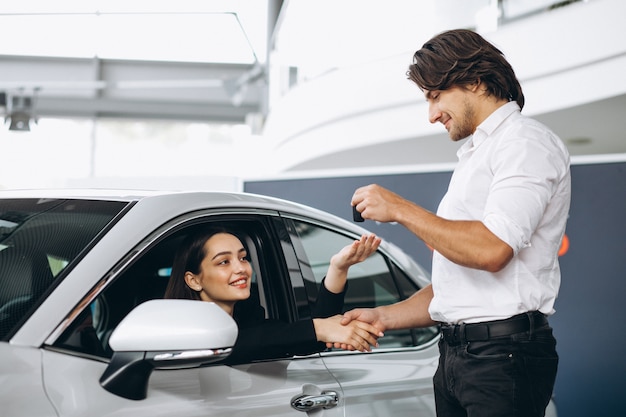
[291,391,338,411]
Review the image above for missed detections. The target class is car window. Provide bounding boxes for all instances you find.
[288,219,438,349]
[0,198,128,340]
[52,215,298,360]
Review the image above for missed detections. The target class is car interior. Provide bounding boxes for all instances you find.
[52,217,438,360]
[53,220,272,358]
[0,246,56,339]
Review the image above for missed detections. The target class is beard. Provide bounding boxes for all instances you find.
[448,98,475,141]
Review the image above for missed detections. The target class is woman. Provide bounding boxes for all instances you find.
[164,225,383,364]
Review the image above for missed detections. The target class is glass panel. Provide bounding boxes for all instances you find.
[290,220,430,348]
[0,118,258,190]
[0,1,267,64]
[0,198,128,340]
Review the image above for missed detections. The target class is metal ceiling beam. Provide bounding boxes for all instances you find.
[0,54,265,123]
[33,96,258,123]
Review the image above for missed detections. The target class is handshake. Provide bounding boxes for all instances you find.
[315,308,385,353]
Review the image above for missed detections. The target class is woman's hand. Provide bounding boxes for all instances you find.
[331,234,381,271]
[325,307,386,350]
[313,315,383,352]
[324,234,381,294]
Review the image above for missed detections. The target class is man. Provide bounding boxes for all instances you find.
[344,29,571,417]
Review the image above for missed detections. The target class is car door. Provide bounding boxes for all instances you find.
[285,217,440,417]
[42,352,341,417]
[42,213,344,417]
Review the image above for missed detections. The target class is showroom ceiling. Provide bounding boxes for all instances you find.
[0,1,275,126]
[1,0,623,167]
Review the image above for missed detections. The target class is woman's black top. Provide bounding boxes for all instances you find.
[224,279,345,365]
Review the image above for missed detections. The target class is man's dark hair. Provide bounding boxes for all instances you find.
[407,29,525,109]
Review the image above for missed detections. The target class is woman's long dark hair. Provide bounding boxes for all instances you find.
[407,29,525,110]
[164,225,233,300]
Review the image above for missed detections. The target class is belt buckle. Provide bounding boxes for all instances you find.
[440,325,453,344]
[441,325,452,341]
[441,324,464,345]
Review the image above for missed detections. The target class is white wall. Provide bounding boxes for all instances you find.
[261,0,626,173]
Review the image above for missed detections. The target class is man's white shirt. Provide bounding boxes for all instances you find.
[429,102,571,324]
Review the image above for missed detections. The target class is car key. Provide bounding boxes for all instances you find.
[352,205,364,222]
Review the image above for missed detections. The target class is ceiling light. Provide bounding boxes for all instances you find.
[7,111,32,131]
[5,93,35,132]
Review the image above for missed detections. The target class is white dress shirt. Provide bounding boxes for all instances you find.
[428,102,571,324]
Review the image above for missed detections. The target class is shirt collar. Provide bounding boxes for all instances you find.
[457,101,521,158]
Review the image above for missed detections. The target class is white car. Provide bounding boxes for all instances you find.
[0,189,557,416]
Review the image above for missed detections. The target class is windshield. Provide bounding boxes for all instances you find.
[0,198,128,340]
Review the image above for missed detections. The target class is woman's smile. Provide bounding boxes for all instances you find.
[229,277,249,288]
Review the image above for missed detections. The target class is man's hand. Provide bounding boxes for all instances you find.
[352,184,408,223]
[325,308,386,350]
[314,314,383,352]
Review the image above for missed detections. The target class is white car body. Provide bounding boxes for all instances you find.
[0,189,557,416]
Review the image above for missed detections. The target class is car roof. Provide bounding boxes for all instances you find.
[0,187,354,230]
[0,188,311,208]
[0,188,428,282]
[0,188,190,201]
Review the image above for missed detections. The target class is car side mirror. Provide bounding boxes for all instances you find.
[99,299,237,400]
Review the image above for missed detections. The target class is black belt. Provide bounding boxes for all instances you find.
[440,311,548,345]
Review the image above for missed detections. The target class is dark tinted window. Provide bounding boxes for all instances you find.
[0,198,128,340]
[289,219,438,349]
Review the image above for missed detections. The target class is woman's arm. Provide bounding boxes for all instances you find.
[311,234,383,350]
[323,234,381,293]
[313,234,381,317]
[225,234,383,364]
[226,313,381,365]
[224,319,323,365]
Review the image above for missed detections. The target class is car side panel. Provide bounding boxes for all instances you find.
[321,347,439,417]
[42,349,344,417]
[0,344,57,417]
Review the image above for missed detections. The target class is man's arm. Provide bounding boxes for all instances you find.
[352,184,513,272]
[340,284,437,332]
[398,202,513,272]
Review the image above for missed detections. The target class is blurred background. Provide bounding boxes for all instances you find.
[1,0,624,190]
[2,1,625,416]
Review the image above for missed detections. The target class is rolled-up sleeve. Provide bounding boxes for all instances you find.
[483,123,568,254]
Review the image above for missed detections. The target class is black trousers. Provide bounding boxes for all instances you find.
[433,314,558,417]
